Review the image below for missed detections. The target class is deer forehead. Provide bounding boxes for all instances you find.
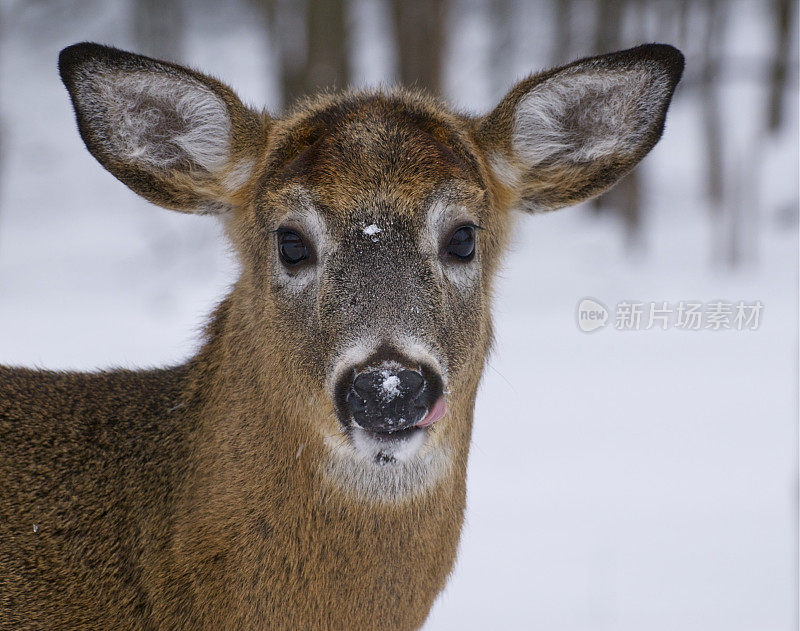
[257,97,486,214]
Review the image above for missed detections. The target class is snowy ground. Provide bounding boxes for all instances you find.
[0,2,796,630]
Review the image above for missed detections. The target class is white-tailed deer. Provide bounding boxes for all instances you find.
[0,42,683,629]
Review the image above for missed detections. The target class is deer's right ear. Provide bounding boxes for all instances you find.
[59,43,268,214]
[476,44,684,213]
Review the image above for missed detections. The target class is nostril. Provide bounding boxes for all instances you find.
[345,387,367,413]
[398,369,425,398]
[352,373,377,398]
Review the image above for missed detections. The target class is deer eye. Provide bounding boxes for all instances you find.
[445,225,476,261]
[278,230,309,265]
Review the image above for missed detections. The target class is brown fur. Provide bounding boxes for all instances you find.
[0,43,683,629]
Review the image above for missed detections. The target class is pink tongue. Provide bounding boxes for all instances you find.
[416,397,447,428]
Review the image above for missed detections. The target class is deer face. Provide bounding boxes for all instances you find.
[241,101,495,477]
[59,43,682,495]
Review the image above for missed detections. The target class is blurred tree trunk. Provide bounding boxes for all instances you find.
[390,0,446,95]
[590,0,643,246]
[675,0,691,50]
[256,0,348,106]
[767,0,792,132]
[133,0,184,62]
[701,0,724,208]
[261,0,306,106]
[727,132,763,267]
[593,0,622,53]
[698,0,728,264]
[490,0,516,100]
[552,0,572,64]
[305,0,348,95]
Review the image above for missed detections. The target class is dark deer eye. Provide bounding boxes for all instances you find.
[278,230,309,265]
[446,225,476,261]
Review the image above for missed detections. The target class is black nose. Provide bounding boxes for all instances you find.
[345,368,429,432]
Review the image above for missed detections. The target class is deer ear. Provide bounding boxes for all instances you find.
[58,43,268,214]
[476,44,684,213]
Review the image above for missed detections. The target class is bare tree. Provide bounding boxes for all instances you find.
[133,0,184,62]
[305,0,348,95]
[593,0,622,54]
[390,0,447,95]
[490,0,516,100]
[700,0,724,210]
[255,0,349,107]
[767,0,793,132]
[551,0,572,64]
[590,0,643,246]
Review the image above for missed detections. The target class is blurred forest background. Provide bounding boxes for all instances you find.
[0,0,796,262]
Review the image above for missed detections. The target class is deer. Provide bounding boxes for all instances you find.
[0,42,683,629]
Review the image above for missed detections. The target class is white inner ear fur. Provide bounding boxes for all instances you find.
[488,151,521,188]
[512,64,669,167]
[83,65,233,174]
[222,157,256,192]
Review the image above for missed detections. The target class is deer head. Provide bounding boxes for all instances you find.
[58,42,683,500]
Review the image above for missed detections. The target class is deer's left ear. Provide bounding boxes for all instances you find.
[476,44,684,212]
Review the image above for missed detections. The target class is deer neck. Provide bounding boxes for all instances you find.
[157,292,473,626]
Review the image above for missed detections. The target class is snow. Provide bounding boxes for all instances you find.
[0,3,796,630]
[379,371,401,401]
[363,223,382,242]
